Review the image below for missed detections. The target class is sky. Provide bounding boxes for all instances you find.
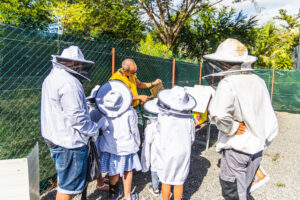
[216,0,300,26]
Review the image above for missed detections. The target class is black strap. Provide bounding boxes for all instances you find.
[43,138,59,148]
[109,183,119,197]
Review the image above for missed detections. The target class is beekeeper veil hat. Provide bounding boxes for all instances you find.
[95,80,132,118]
[157,86,196,116]
[203,38,257,77]
[51,46,95,81]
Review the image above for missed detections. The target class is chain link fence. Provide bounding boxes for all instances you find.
[1,17,299,194]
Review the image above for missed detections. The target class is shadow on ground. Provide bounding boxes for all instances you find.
[40,125,219,200]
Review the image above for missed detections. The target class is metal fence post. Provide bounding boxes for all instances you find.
[172,58,175,88]
[199,58,203,85]
[271,67,275,104]
[112,48,115,75]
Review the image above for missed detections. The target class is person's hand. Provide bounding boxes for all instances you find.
[235,122,246,135]
[153,79,162,86]
[97,117,109,131]
[139,95,150,103]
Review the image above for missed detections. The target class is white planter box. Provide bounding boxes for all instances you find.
[0,143,40,200]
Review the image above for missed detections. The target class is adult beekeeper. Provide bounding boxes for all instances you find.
[41,46,108,200]
[109,58,162,107]
[205,39,278,200]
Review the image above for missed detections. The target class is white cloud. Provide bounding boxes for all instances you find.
[215,0,299,25]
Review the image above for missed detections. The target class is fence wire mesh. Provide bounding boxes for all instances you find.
[0,16,299,194]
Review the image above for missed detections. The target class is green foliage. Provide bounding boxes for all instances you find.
[0,0,52,29]
[173,6,257,61]
[50,0,145,42]
[251,9,300,69]
[274,9,300,30]
[139,33,173,59]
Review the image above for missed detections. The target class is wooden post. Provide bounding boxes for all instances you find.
[112,48,115,75]
[199,59,203,85]
[271,67,275,104]
[172,58,175,88]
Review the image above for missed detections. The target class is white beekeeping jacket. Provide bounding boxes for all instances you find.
[100,107,140,155]
[141,117,160,172]
[209,73,278,154]
[41,66,99,149]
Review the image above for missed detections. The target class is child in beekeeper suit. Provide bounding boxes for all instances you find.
[95,80,141,200]
[151,86,196,200]
[141,98,161,197]
[86,85,110,191]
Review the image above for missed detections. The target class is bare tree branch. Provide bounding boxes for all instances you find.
[157,0,169,36]
[137,0,167,44]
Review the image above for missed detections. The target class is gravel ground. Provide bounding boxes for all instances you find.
[41,112,300,200]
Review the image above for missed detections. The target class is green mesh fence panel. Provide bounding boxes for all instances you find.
[1,16,300,195]
[254,69,300,113]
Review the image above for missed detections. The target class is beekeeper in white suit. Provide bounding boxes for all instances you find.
[152,86,196,200]
[41,46,108,200]
[205,39,278,200]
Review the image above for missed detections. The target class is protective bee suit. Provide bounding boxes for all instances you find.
[41,46,109,195]
[86,85,105,156]
[149,86,196,185]
[156,112,195,185]
[141,99,160,173]
[41,46,106,149]
[95,80,141,156]
[205,39,278,200]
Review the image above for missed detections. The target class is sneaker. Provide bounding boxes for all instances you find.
[250,167,270,192]
[123,192,138,200]
[147,184,160,197]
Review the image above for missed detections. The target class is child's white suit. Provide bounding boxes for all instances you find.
[141,117,159,172]
[156,112,195,185]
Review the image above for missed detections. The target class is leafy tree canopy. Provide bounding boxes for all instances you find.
[139,33,173,59]
[172,6,257,61]
[50,0,145,42]
[251,9,299,69]
[0,0,52,29]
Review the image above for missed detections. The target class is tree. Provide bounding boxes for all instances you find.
[139,33,172,59]
[173,6,257,61]
[249,22,279,68]
[274,9,300,30]
[136,0,255,48]
[250,9,300,69]
[50,0,145,42]
[0,0,53,29]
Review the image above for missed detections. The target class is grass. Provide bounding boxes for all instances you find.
[274,182,286,187]
[0,87,56,193]
[272,153,280,162]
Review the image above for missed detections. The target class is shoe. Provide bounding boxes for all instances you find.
[122,192,138,200]
[147,184,160,197]
[250,167,270,192]
[96,182,109,191]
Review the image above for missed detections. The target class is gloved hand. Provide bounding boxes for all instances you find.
[97,117,109,131]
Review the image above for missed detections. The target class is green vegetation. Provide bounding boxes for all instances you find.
[139,33,173,59]
[250,9,300,69]
[274,182,286,187]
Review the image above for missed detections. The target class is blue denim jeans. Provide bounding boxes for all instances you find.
[50,145,88,194]
[151,171,159,190]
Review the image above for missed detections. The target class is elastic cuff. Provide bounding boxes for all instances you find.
[57,187,83,195]
[228,121,240,136]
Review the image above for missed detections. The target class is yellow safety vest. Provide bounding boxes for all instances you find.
[109,68,139,107]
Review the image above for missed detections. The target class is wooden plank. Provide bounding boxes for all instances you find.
[27,143,40,200]
[0,158,30,200]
